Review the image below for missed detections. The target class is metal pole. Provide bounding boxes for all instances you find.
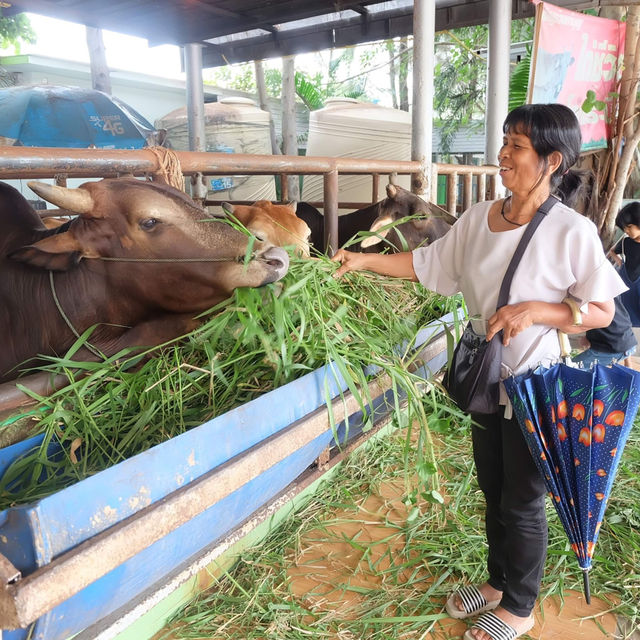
[323,168,339,255]
[411,0,435,201]
[486,0,511,172]
[184,43,208,201]
[2,147,485,180]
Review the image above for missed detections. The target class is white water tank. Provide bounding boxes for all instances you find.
[301,98,411,210]
[156,97,276,202]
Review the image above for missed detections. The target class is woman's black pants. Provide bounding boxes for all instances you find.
[470,410,548,617]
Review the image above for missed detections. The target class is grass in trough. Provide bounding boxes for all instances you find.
[160,391,640,639]
[0,255,459,509]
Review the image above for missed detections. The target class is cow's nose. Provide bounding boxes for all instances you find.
[261,246,289,278]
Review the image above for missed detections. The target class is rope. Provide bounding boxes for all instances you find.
[89,254,255,263]
[146,146,185,191]
[49,271,104,359]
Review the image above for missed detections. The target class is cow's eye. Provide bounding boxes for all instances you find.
[139,218,159,231]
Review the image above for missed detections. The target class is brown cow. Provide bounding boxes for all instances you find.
[360,183,454,252]
[295,183,455,253]
[220,200,311,257]
[0,178,289,382]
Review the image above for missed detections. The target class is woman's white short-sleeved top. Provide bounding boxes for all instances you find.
[412,199,627,377]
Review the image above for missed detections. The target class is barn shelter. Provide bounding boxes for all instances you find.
[0,1,601,65]
[4,0,602,206]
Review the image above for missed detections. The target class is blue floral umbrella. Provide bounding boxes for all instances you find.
[504,362,640,603]
[0,85,156,149]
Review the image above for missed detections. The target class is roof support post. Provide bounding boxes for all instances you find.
[485,0,511,187]
[281,56,300,201]
[411,0,435,201]
[184,43,208,201]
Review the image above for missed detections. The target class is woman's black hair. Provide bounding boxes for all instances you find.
[616,201,640,230]
[503,103,583,202]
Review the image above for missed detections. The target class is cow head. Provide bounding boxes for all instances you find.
[221,200,311,257]
[360,183,454,252]
[10,178,289,313]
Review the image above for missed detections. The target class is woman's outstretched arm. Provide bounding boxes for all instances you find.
[331,249,418,281]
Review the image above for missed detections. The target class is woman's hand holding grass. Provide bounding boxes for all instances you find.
[331,249,418,281]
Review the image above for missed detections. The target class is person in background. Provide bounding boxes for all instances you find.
[614,202,640,327]
[331,104,624,640]
[572,202,640,370]
[572,297,636,367]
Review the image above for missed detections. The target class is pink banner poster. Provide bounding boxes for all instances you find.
[529,2,625,151]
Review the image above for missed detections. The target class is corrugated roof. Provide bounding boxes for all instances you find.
[3,0,599,67]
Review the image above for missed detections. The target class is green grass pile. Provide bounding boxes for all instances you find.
[0,255,459,509]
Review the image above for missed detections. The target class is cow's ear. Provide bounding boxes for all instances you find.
[285,201,298,214]
[361,215,393,248]
[9,233,90,271]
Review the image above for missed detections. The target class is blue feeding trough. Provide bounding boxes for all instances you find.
[0,312,456,639]
[0,85,156,149]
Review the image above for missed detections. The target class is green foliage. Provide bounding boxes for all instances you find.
[294,73,324,110]
[508,47,531,112]
[434,19,534,154]
[206,49,369,111]
[205,63,256,93]
[310,48,369,107]
[0,12,35,53]
[264,66,283,96]
[433,27,489,154]
[204,17,538,151]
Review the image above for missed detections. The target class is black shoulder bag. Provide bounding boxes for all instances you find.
[443,196,557,414]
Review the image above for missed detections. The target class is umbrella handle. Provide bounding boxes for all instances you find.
[582,569,591,605]
[558,331,572,362]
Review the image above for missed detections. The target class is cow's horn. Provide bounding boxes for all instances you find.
[27,182,94,215]
[386,183,397,198]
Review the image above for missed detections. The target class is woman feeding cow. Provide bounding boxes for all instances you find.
[331,103,625,640]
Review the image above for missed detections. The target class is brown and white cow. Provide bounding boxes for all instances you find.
[0,178,289,382]
[220,200,311,257]
[295,183,455,253]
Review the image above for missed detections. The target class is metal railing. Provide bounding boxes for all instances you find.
[0,147,500,253]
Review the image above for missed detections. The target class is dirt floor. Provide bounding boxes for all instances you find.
[285,476,625,639]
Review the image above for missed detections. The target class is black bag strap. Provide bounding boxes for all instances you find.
[496,195,557,310]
